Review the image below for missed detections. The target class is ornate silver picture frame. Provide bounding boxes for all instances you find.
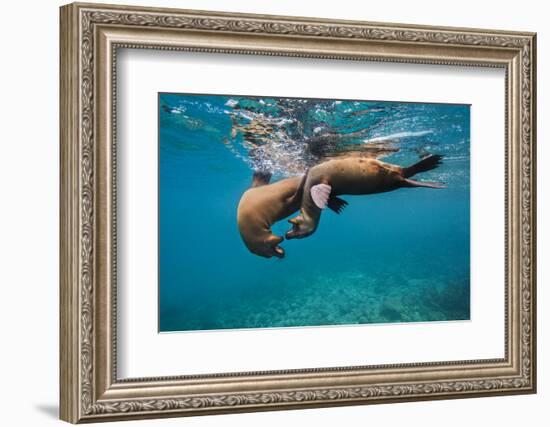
[60,2,536,423]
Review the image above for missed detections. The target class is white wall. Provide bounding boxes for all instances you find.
[0,0,545,426]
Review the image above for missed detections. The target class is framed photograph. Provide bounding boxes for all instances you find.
[60,2,537,423]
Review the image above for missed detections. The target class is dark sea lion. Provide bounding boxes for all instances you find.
[237,171,307,259]
[285,154,445,240]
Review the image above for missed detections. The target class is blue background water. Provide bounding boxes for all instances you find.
[159,93,470,332]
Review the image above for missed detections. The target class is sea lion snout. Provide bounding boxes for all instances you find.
[285,215,316,240]
[241,232,286,259]
[272,245,285,259]
[257,234,285,259]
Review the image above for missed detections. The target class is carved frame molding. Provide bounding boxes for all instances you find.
[60,2,536,423]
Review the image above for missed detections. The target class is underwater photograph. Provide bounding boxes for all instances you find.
[158,93,470,332]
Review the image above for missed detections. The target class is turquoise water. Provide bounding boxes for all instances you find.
[159,93,470,332]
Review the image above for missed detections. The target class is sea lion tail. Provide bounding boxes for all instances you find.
[403,154,443,178]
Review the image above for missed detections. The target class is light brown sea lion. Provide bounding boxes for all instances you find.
[237,171,307,258]
[285,154,445,240]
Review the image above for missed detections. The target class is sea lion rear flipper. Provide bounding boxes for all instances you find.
[402,178,446,189]
[311,183,332,209]
[327,196,348,214]
[403,154,443,178]
[251,170,272,188]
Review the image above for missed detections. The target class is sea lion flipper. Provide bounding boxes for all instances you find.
[403,154,443,178]
[311,183,332,209]
[327,196,348,214]
[402,178,446,189]
[251,171,272,187]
